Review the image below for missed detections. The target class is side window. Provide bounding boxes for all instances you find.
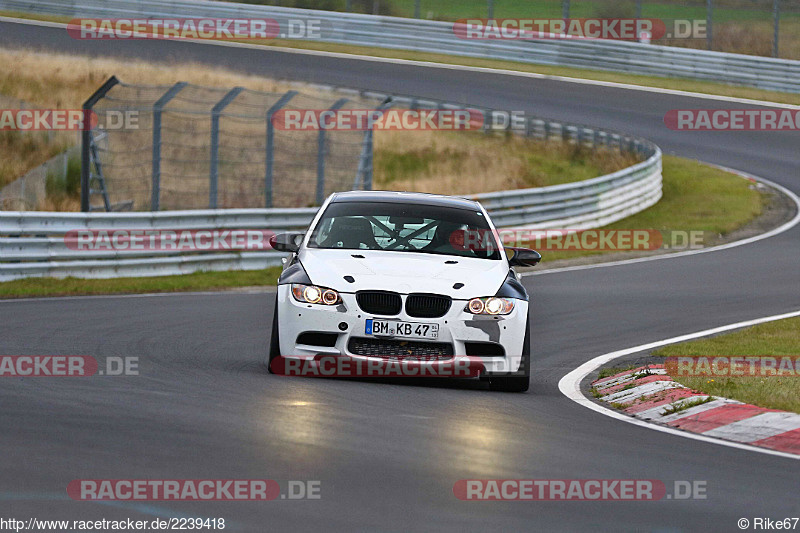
[312,218,334,246]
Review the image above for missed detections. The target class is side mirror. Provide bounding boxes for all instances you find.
[269,232,304,253]
[506,247,541,267]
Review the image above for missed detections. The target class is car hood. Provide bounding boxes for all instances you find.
[298,248,509,300]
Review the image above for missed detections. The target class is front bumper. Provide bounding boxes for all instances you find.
[275,284,528,374]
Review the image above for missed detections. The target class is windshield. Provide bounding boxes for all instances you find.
[307,201,502,260]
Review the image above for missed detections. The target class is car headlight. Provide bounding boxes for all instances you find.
[465,297,515,315]
[292,284,341,305]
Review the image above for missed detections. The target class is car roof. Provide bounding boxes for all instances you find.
[329,190,481,210]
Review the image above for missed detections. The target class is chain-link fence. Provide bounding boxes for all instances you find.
[85,78,384,211]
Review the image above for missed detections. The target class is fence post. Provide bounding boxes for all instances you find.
[706,0,713,50]
[152,82,187,211]
[414,0,420,18]
[562,0,569,20]
[209,87,244,209]
[773,0,780,58]
[355,97,392,190]
[487,0,493,19]
[316,98,348,205]
[81,75,119,212]
[264,90,298,208]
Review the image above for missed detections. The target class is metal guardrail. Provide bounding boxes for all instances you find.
[0,208,309,280]
[0,146,661,281]
[2,0,800,93]
[482,152,662,229]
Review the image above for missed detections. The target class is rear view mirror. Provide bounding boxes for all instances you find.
[269,232,304,253]
[506,247,542,267]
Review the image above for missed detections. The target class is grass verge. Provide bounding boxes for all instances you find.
[374,130,636,194]
[0,267,284,299]
[2,11,800,105]
[0,129,71,189]
[654,316,800,413]
[538,155,765,263]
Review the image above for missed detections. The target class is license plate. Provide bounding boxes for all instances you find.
[365,319,439,340]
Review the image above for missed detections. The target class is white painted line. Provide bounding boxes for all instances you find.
[558,309,800,461]
[702,412,800,443]
[524,171,800,278]
[1,16,799,109]
[0,287,276,304]
[0,15,64,28]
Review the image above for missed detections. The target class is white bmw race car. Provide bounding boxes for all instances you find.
[267,191,541,392]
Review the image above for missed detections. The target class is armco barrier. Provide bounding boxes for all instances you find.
[1,0,799,93]
[0,146,661,281]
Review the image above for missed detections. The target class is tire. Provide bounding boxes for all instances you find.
[489,314,531,392]
[267,295,281,374]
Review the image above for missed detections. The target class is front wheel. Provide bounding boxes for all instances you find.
[489,315,530,392]
[267,295,281,374]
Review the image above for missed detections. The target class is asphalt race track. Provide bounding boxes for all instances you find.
[1,20,799,531]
